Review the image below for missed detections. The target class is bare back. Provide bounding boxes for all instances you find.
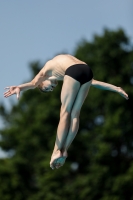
[42,54,86,81]
[52,54,86,70]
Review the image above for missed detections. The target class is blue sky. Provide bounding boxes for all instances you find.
[0,0,133,156]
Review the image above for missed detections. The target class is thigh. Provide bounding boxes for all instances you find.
[60,75,80,113]
[71,80,92,117]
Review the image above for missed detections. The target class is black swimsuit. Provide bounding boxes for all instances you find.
[65,64,93,85]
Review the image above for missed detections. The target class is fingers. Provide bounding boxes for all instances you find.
[125,95,129,100]
[16,91,20,100]
[4,87,11,97]
[4,86,16,89]
[4,94,12,98]
[124,93,129,100]
[4,91,10,95]
[4,86,20,100]
[4,91,12,98]
[126,93,129,100]
[119,88,129,100]
[17,93,19,99]
[123,95,129,100]
[4,90,10,94]
[122,90,129,100]
[4,91,14,98]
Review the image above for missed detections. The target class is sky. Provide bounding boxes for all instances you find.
[0,0,133,157]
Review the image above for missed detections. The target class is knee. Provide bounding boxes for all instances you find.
[60,106,71,120]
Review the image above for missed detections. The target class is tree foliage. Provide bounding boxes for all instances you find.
[0,28,133,200]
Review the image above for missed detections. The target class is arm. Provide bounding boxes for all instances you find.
[18,71,45,91]
[91,79,119,92]
[91,79,129,100]
[4,70,46,99]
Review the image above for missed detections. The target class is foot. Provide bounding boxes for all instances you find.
[50,150,62,169]
[55,150,68,169]
[55,157,66,169]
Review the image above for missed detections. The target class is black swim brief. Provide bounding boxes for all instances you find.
[65,64,93,85]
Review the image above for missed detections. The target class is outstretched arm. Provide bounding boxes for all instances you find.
[4,70,46,99]
[91,79,129,100]
[18,71,45,91]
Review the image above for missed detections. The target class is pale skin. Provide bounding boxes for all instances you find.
[4,54,129,169]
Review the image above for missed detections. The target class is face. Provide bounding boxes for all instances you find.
[39,80,58,92]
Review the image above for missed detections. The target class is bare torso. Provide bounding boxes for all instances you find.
[42,54,86,80]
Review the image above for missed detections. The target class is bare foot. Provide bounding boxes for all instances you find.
[55,157,66,169]
[50,150,62,169]
[55,150,68,169]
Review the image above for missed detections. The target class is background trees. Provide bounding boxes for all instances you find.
[0,29,133,200]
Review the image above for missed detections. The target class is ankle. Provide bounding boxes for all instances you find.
[61,149,68,157]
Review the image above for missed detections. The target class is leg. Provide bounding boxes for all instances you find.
[50,75,80,169]
[56,80,92,168]
[64,79,92,150]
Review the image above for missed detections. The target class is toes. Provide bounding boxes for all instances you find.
[50,164,54,170]
[50,158,58,169]
[50,156,67,170]
[55,157,66,168]
[55,163,62,169]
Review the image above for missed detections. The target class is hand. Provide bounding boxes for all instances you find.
[118,87,129,100]
[4,86,21,100]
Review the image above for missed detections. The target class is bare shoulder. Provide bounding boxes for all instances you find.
[40,60,54,73]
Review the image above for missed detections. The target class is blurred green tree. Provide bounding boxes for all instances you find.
[0,28,133,200]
